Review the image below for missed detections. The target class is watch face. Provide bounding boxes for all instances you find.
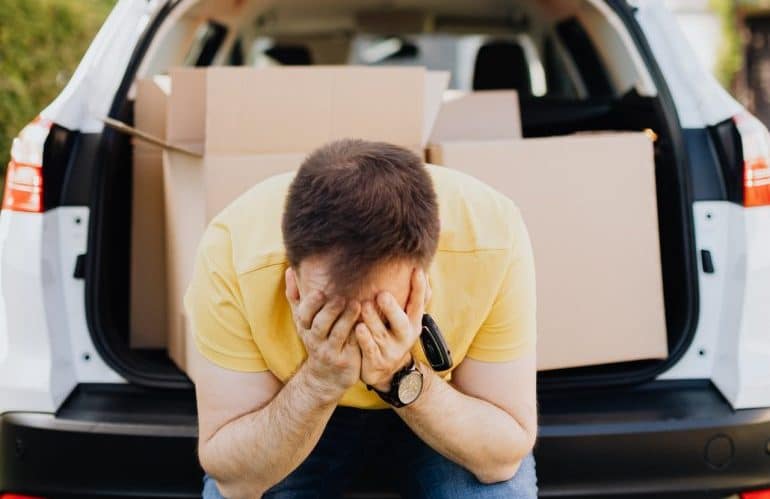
[398,371,423,405]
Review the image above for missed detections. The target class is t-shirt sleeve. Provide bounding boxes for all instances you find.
[466,207,537,362]
[183,222,268,372]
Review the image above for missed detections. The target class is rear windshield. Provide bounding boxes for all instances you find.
[154,0,645,103]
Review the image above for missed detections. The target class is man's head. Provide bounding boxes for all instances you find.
[282,139,439,306]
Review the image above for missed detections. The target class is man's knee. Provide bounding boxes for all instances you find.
[407,452,537,499]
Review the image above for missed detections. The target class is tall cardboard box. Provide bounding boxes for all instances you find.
[428,134,668,370]
[130,76,171,348]
[161,66,449,375]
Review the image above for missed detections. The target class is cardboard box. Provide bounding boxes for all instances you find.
[158,66,449,374]
[129,76,171,349]
[429,90,522,143]
[428,133,668,370]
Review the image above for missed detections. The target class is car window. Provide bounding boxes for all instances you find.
[184,21,228,67]
[555,18,613,97]
[141,1,649,102]
[238,27,611,101]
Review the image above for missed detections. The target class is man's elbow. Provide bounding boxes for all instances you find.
[199,445,266,499]
[474,433,537,484]
[474,460,522,485]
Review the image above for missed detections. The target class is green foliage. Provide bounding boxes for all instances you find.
[711,0,743,89]
[0,0,114,173]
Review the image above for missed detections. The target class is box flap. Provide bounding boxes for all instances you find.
[167,68,207,147]
[329,67,425,150]
[135,75,171,146]
[430,90,521,143]
[422,71,451,147]
[204,67,334,154]
[171,66,448,155]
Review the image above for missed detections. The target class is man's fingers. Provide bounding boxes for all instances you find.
[295,290,326,330]
[361,301,389,343]
[355,323,381,359]
[376,292,411,341]
[328,301,361,350]
[309,297,346,339]
[346,330,359,348]
[406,267,427,325]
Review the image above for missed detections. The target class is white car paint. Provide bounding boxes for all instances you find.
[713,204,770,408]
[42,0,159,134]
[657,202,726,381]
[55,208,125,384]
[0,211,68,412]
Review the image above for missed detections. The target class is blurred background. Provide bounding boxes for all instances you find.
[0,0,115,188]
[3,0,770,187]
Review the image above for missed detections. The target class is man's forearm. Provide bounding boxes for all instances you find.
[199,364,339,498]
[396,365,535,484]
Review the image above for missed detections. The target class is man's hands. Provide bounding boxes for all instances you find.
[355,269,430,392]
[286,268,361,404]
[285,267,430,400]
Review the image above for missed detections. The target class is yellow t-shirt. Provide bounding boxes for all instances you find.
[184,164,536,409]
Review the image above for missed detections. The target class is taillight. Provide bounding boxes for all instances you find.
[742,489,770,499]
[3,160,43,213]
[734,112,770,207]
[744,157,770,207]
[0,494,47,499]
[2,116,51,213]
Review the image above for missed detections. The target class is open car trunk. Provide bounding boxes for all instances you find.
[84,0,698,390]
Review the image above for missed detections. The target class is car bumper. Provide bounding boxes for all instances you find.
[0,384,201,498]
[536,380,770,497]
[2,381,770,498]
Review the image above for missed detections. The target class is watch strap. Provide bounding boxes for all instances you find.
[366,360,420,408]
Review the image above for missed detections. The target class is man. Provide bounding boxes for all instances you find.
[187,139,538,498]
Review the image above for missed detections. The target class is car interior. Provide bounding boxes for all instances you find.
[87,0,697,391]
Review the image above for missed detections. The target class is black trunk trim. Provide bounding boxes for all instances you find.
[84,0,192,389]
[42,125,78,211]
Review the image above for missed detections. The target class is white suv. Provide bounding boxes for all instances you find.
[2,1,770,498]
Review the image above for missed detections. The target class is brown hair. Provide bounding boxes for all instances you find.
[282,139,440,295]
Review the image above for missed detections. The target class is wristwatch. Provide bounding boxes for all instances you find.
[367,360,424,408]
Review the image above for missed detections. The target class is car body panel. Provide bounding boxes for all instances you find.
[41,0,158,133]
[56,207,124,385]
[712,203,770,409]
[0,211,63,413]
[658,202,727,381]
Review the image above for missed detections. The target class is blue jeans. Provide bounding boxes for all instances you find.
[202,406,537,498]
